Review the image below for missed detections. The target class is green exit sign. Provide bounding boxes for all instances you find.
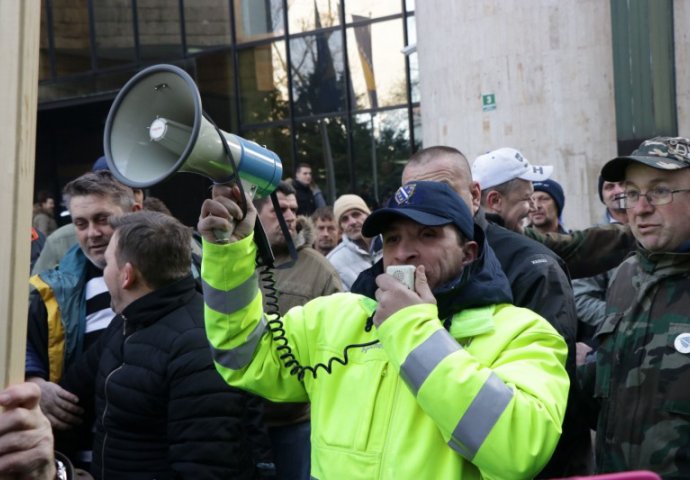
[482,93,496,112]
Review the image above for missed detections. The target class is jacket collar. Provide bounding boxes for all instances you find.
[433,225,512,320]
[294,216,314,250]
[449,305,496,339]
[339,234,371,255]
[121,275,197,334]
[473,206,490,230]
[273,216,315,266]
[474,207,510,231]
[636,247,690,275]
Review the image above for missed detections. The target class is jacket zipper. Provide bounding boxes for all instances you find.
[101,314,130,479]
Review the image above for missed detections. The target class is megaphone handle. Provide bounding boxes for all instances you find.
[254,218,275,268]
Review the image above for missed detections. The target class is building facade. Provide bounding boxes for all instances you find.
[37,1,687,229]
[415,0,689,229]
[37,0,417,225]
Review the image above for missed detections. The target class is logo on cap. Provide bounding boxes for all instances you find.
[656,161,685,170]
[667,138,690,161]
[394,183,416,205]
[635,137,690,166]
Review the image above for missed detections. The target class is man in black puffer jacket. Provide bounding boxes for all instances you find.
[54,211,273,479]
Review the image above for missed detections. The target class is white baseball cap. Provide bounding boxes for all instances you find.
[471,147,553,190]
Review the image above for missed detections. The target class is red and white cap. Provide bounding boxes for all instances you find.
[471,147,553,190]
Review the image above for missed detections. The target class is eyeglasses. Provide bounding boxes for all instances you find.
[621,186,690,209]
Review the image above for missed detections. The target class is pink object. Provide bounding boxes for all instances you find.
[555,472,661,480]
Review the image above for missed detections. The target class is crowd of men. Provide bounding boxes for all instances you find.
[1,136,688,479]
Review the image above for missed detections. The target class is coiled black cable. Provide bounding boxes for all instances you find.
[258,263,303,376]
[294,338,381,381]
[204,110,382,380]
[258,262,380,381]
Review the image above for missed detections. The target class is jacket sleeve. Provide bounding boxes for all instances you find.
[202,235,309,403]
[576,359,601,429]
[330,259,354,291]
[30,235,62,275]
[572,273,609,327]
[33,214,51,236]
[325,246,359,291]
[242,394,276,467]
[25,290,49,379]
[524,224,635,279]
[376,303,569,479]
[320,261,344,296]
[313,188,327,209]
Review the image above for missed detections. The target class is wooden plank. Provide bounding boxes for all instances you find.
[0,1,41,388]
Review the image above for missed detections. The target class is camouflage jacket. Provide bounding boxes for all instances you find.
[579,247,690,478]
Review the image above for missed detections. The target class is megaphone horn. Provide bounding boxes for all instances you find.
[103,64,282,198]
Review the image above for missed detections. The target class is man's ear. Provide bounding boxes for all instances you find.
[485,190,503,214]
[470,181,481,214]
[460,241,478,267]
[121,262,137,289]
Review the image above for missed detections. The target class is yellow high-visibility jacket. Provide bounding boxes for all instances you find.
[203,235,569,479]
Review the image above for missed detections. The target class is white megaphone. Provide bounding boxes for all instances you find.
[103,64,282,198]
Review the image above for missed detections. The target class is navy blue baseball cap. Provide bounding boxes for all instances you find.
[362,181,474,240]
[92,155,109,172]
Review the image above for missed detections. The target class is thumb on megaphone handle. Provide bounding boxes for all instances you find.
[212,216,238,244]
[213,229,230,244]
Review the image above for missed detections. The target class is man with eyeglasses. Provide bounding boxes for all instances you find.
[579,136,690,478]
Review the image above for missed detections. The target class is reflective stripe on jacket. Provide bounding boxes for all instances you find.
[203,235,569,479]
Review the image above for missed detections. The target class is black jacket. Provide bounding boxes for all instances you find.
[476,209,578,350]
[292,179,317,216]
[62,275,271,480]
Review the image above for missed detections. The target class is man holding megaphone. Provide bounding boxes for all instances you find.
[198,180,570,480]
